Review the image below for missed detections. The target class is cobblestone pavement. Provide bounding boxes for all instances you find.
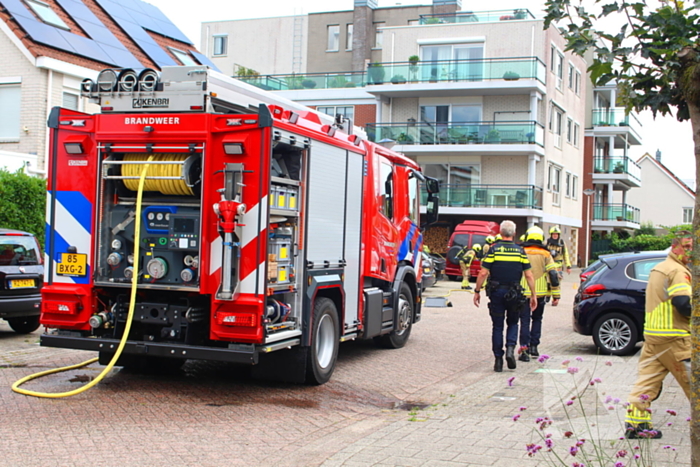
[0,270,691,466]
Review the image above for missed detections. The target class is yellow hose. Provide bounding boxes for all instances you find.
[12,155,155,398]
[122,154,193,196]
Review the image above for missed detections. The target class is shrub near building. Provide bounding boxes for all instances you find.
[0,169,46,247]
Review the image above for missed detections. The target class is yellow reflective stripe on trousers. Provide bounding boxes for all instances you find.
[625,406,651,425]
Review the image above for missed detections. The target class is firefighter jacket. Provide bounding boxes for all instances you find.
[456,246,477,268]
[546,238,571,268]
[519,244,560,298]
[643,251,692,345]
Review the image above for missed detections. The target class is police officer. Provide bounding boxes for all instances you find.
[546,226,571,275]
[474,220,537,372]
[456,243,482,290]
[624,232,693,439]
[517,226,560,362]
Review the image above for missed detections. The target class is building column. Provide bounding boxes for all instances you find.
[375,96,382,124]
[608,136,615,158]
[432,0,462,15]
[529,91,539,122]
[352,0,377,72]
[528,154,538,187]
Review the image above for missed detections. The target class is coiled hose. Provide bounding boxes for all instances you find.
[12,155,154,398]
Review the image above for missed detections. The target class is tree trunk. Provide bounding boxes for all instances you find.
[689,100,700,466]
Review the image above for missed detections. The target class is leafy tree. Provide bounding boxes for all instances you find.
[0,169,46,247]
[543,1,700,460]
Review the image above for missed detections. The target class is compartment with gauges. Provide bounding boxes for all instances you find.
[94,145,203,289]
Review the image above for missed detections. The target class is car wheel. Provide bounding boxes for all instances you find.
[7,316,40,334]
[376,282,414,349]
[306,297,339,385]
[592,312,638,356]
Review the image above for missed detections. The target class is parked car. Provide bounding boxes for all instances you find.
[579,259,605,283]
[429,254,446,281]
[421,252,437,290]
[573,251,667,355]
[444,221,499,281]
[0,229,43,333]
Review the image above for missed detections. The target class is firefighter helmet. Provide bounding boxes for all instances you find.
[526,226,545,243]
[495,234,502,241]
[549,226,561,235]
[519,235,525,242]
[472,243,482,252]
[485,235,496,244]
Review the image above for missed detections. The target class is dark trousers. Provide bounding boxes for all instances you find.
[519,297,546,348]
[488,288,521,358]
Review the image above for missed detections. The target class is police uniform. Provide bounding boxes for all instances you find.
[478,239,531,370]
[518,239,560,360]
[625,249,691,438]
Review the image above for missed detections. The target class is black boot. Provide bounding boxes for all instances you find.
[494,357,503,372]
[518,350,530,362]
[624,422,662,439]
[505,346,516,369]
[529,345,539,357]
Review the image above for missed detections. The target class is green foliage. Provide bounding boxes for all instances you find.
[0,169,46,247]
[635,221,656,236]
[235,66,259,78]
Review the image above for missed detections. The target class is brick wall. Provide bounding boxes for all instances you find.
[354,104,376,128]
[481,156,529,185]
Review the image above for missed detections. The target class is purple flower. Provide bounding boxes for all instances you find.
[572,463,585,467]
[607,406,615,410]
[688,417,692,422]
[605,360,613,366]
[575,356,583,362]
[545,438,554,449]
[605,396,613,403]
[613,398,620,404]
[639,394,649,401]
[576,439,586,446]
[563,431,573,438]
[667,422,673,426]
[622,402,630,408]
[525,443,542,457]
[519,406,527,411]
[567,367,579,374]
[569,446,579,456]
[508,376,516,387]
[666,409,677,416]
[566,400,574,406]
[614,462,625,467]
[593,377,602,383]
[663,445,673,450]
[562,359,571,366]
[512,414,521,421]
[634,454,640,459]
[616,449,627,458]
[538,354,550,363]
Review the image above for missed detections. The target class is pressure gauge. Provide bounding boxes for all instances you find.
[147,212,155,220]
[111,238,122,250]
[156,213,163,221]
[165,213,170,221]
[106,252,122,266]
[146,257,168,279]
[180,268,195,282]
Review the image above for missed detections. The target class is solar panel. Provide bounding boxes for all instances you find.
[13,15,76,52]
[1,0,34,19]
[140,42,177,67]
[98,44,142,68]
[59,30,111,60]
[79,21,123,48]
[190,51,221,73]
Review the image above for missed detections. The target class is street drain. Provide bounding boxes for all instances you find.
[397,401,430,411]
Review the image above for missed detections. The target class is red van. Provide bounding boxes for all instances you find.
[444,221,499,281]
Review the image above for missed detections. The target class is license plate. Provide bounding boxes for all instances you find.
[57,253,87,277]
[10,279,34,289]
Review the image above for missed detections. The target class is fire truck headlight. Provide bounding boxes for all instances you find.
[64,142,84,154]
[223,143,244,155]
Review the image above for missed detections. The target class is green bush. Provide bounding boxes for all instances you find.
[0,169,46,247]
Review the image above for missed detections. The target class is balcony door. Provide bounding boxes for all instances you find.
[420,104,481,144]
[421,44,483,81]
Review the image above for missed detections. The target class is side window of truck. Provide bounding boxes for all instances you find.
[408,174,418,223]
[380,163,393,220]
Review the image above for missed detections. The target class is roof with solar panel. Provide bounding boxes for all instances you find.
[0,0,218,71]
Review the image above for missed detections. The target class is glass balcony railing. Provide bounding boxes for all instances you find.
[237,71,366,91]
[366,57,546,85]
[593,156,642,182]
[367,121,544,146]
[419,9,535,24]
[421,184,543,209]
[592,108,642,135]
[592,204,640,223]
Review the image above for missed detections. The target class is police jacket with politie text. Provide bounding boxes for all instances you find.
[480,240,531,284]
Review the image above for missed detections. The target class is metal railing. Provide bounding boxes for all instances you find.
[592,108,642,135]
[592,204,640,223]
[593,156,642,182]
[367,121,544,146]
[366,57,546,85]
[421,184,543,209]
[237,71,366,91]
[419,9,535,24]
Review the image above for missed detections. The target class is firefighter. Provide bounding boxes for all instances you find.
[473,220,537,372]
[624,232,693,439]
[517,226,560,362]
[546,226,571,275]
[456,243,482,290]
[483,235,496,257]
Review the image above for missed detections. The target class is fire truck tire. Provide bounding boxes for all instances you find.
[7,316,40,334]
[306,297,340,385]
[376,282,413,349]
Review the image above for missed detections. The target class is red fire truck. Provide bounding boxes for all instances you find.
[40,66,439,384]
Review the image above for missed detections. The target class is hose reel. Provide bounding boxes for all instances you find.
[120,153,200,196]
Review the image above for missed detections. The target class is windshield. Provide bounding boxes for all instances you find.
[452,234,470,247]
[0,236,40,266]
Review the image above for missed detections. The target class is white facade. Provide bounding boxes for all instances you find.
[626,154,695,227]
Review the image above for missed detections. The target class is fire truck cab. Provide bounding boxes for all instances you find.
[40,66,439,384]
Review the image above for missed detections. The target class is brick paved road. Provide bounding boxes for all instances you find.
[0,271,691,466]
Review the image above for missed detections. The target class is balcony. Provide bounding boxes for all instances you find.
[421,184,543,211]
[238,71,366,91]
[591,108,642,144]
[593,156,642,188]
[591,203,640,230]
[419,9,536,24]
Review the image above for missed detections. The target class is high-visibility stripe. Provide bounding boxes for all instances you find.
[489,256,528,263]
[644,329,690,336]
[545,263,557,271]
[667,283,691,295]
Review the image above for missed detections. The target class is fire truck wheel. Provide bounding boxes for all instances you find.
[376,282,413,349]
[7,316,40,334]
[306,297,340,385]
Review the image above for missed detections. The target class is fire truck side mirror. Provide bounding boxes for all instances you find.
[425,194,439,225]
[425,177,439,194]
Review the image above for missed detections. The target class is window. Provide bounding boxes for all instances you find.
[346,24,353,51]
[565,172,571,198]
[170,48,197,66]
[628,259,664,282]
[62,92,79,111]
[550,45,556,72]
[317,106,354,122]
[556,52,564,90]
[408,173,419,222]
[213,35,227,56]
[380,162,393,219]
[327,25,340,51]
[548,164,561,205]
[568,63,574,89]
[26,0,69,30]
[420,44,484,81]
[551,107,563,148]
[575,71,581,95]
[0,83,21,141]
[572,175,578,200]
[374,22,385,49]
[683,207,694,223]
[566,117,573,144]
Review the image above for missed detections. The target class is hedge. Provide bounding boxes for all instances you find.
[0,169,46,247]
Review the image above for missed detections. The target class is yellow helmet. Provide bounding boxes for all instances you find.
[495,234,502,241]
[485,235,496,244]
[519,235,525,242]
[526,226,545,243]
[549,226,561,234]
[472,243,482,252]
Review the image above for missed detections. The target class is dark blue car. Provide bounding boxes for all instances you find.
[573,251,667,355]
